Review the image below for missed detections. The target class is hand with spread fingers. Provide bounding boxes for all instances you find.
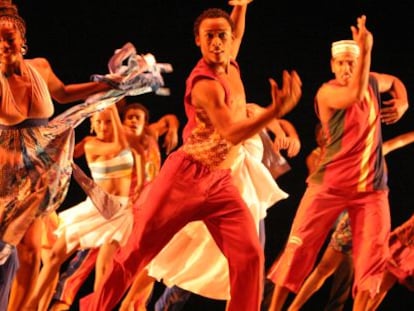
[381,97,409,124]
[351,15,373,54]
[269,70,302,118]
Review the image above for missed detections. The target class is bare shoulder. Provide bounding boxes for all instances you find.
[370,71,397,93]
[193,77,223,93]
[315,83,336,121]
[315,81,331,99]
[83,136,103,154]
[314,84,326,109]
[25,58,52,79]
[83,135,97,147]
[192,78,225,108]
[26,57,51,69]
[246,103,262,111]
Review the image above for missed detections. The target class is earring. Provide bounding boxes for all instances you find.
[21,44,28,56]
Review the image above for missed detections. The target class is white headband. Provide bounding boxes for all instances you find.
[331,40,360,58]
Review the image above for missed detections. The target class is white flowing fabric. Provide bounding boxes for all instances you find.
[56,196,133,251]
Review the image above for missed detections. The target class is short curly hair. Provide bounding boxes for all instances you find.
[193,8,234,38]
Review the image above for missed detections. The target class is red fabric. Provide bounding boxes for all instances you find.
[182,58,237,142]
[54,248,98,305]
[267,185,390,296]
[308,77,387,192]
[387,214,414,290]
[80,150,263,311]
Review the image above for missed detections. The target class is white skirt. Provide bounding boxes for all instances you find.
[56,196,133,251]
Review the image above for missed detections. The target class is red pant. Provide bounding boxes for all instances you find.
[80,150,264,311]
[268,184,390,296]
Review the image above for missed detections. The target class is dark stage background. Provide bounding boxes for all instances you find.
[15,1,414,310]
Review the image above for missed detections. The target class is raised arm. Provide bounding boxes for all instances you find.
[316,15,373,111]
[229,0,253,58]
[84,105,129,160]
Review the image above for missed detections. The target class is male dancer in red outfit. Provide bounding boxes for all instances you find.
[80,2,302,311]
[266,15,408,311]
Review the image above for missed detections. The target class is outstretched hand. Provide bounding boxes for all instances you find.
[269,70,302,118]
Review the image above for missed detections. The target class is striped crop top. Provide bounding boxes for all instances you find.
[89,149,134,181]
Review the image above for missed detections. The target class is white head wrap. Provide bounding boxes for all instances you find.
[331,40,360,58]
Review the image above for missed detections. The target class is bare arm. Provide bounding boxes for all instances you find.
[267,119,301,157]
[110,104,129,148]
[192,70,301,145]
[149,114,180,154]
[278,119,299,138]
[371,72,409,125]
[277,119,301,157]
[30,58,111,104]
[84,105,129,160]
[316,15,373,111]
[130,148,145,201]
[248,103,301,157]
[383,131,414,156]
[73,137,91,158]
[246,102,286,137]
[229,0,253,58]
[150,114,180,137]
